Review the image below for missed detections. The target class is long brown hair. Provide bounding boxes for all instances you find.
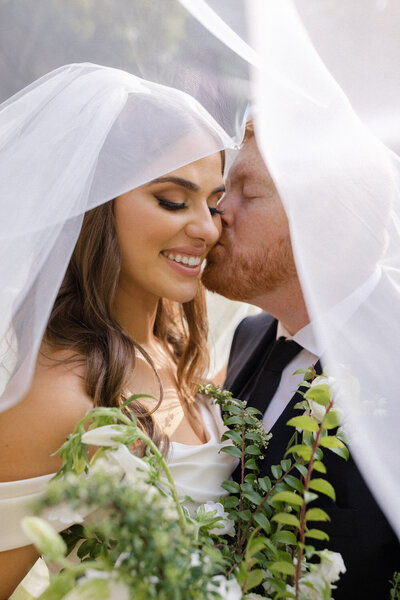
[44,200,209,446]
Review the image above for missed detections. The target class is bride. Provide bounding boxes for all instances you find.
[0,64,237,599]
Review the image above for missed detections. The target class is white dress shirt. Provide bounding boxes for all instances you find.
[262,268,381,432]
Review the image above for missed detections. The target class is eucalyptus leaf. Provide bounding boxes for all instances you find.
[222,430,243,445]
[254,512,271,533]
[305,528,330,541]
[272,512,300,528]
[322,410,340,429]
[328,445,350,461]
[295,464,309,478]
[243,568,264,593]
[225,415,245,426]
[258,475,272,492]
[271,465,283,479]
[221,445,242,459]
[312,460,327,473]
[286,416,319,432]
[271,491,304,507]
[245,432,262,441]
[285,444,312,461]
[305,384,331,406]
[246,536,269,558]
[283,475,304,493]
[269,561,296,576]
[305,508,331,522]
[245,444,262,456]
[280,459,292,471]
[245,458,259,470]
[319,436,344,449]
[271,530,297,545]
[308,478,336,501]
[223,495,240,508]
[221,480,240,494]
[243,489,263,505]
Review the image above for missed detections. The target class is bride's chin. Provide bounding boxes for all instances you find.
[167,284,200,305]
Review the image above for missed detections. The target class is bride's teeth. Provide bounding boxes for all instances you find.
[163,252,202,266]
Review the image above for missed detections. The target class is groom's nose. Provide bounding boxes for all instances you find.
[218,191,237,228]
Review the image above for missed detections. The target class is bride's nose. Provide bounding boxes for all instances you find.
[184,204,221,245]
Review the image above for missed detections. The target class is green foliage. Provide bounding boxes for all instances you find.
[390,572,400,599]
[25,371,348,600]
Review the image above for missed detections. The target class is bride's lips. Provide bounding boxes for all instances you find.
[160,245,206,277]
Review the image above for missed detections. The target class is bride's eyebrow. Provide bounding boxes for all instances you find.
[147,176,199,192]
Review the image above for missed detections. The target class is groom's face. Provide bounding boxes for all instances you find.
[202,135,297,301]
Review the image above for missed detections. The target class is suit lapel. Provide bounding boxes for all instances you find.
[225,320,277,399]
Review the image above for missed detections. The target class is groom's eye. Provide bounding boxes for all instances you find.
[156,197,187,211]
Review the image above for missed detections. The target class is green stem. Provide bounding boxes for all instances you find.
[237,408,246,553]
[238,458,301,548]
[294,399,334,600]
[135,430,187,534]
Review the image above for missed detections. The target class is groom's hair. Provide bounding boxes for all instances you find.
[242,120,254,144]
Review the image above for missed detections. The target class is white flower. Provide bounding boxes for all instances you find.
[86,437,149,480]
[319,550,346,584]
[190,551,201,567]
[261,569,275,595]
[21,517,67,561]
[89,456,124,477]
[42,501,87,524]
[114,552,131,568]
[209,575,242,600]
[244,594,268,600]
[81,425,126,447]
[286,582,320,600]
[286,552,346,600]
[200,501,236,537]
[75,570,130,600]
[79,569,110,581]
[308,399,327,424]
[107,580,130,600]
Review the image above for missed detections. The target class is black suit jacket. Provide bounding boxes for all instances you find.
[225,312,400,599]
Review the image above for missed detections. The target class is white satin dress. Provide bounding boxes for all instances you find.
[0,397,237,598]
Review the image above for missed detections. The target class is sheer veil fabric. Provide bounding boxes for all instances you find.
[1,0,400,537]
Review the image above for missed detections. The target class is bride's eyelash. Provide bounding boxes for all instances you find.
[156,197,224,216]
[157,197,187,211]
[209,207,224,216]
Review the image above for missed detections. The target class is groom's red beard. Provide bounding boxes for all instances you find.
[202,235,297,302]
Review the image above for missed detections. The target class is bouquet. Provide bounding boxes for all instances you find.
[23,368,348,600]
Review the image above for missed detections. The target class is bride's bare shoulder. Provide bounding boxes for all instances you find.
[0,347,93,481]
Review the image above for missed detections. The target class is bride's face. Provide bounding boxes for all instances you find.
[114,152,224,304]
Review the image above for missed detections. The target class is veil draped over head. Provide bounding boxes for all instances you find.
[1,0,400,538]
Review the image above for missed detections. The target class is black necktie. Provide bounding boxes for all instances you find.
[249,336,302,414]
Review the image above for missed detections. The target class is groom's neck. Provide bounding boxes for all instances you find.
[248,280,309,336]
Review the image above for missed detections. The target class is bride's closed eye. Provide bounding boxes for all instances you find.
[156,197,186,211]
[156,197,224,216]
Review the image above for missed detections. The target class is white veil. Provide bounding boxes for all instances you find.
[1,0,400,538]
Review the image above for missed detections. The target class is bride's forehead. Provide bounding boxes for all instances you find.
[167,153,223,181]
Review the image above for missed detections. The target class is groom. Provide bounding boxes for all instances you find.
[202,125,400,599]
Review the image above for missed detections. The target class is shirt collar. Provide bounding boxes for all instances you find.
[277,266,382,357]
